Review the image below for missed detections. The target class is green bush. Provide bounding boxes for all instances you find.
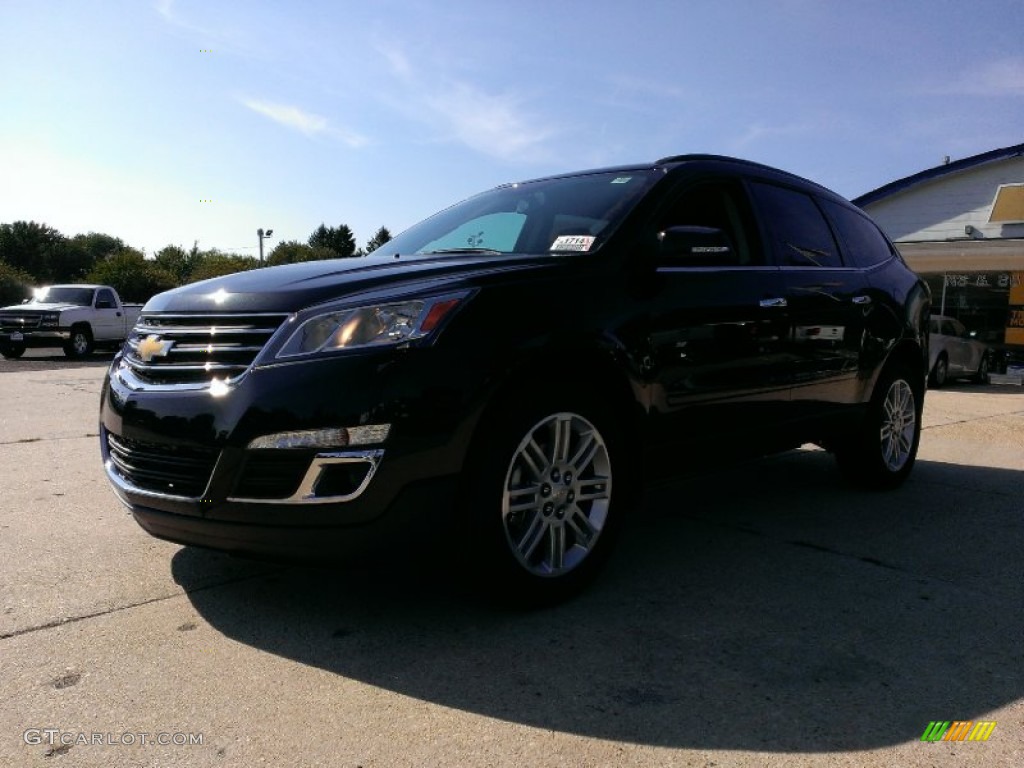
[0,260,34,306]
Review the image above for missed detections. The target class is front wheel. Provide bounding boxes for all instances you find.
[835,365,922,490]
[929,355,948,387]
[461,401,625,605]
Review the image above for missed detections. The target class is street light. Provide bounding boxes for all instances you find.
[257,228,274,264]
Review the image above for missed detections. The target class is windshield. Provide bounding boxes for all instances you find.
[29,287,94,306]
[373,169,660,258]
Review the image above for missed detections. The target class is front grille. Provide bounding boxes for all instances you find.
[123,312,288,385]
[107,433,219,498]
[0,313,42,330]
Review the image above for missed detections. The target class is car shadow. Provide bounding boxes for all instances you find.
[171,450,1023,752]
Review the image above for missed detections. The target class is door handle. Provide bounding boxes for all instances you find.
[759,297,788,308]
[851,295,872,305]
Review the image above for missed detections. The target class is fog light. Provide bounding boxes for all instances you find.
[247,424,391,450]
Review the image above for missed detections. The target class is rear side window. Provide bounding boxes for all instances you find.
[749,182,841,268]
[822,200,893,268]
[96,288,116,307]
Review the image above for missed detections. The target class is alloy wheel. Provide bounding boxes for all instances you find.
[501,412,611,577]
[879,379,916,472]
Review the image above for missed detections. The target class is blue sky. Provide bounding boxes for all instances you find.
[1,0,1022,256]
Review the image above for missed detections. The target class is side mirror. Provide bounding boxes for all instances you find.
[657,226,736,265]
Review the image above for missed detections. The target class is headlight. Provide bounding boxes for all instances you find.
[275,292,469,359]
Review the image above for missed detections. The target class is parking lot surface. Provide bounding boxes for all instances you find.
[1,349,1022,767]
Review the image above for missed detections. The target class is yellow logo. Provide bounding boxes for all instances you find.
[136,335,174,362]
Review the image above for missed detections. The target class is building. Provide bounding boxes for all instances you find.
[854,142,1024,367]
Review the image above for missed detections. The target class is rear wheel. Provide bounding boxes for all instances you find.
[0,344,26,359]
[63,327,93,358]
[460,397,625,606]
[835,364,922,490]
[973,354,990,384]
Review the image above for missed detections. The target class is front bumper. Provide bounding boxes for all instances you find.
[100,347,482,557]
[0,330,70,347]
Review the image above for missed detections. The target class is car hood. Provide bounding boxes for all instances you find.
[143,252,570,313]
[0,302,81,312]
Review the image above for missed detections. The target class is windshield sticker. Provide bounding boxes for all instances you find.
[551,235,596,252]
[610,177,632,184]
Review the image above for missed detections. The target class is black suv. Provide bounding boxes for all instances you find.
[100,155,929,602]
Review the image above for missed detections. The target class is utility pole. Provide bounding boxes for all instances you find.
[257,228,274,264]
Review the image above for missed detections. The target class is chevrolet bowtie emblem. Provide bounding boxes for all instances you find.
[136,334,174,362]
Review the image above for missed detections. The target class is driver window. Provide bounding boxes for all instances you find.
[96,289,116,308]
[655,181,759,265]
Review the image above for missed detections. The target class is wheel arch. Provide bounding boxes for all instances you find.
[459,347,646,503]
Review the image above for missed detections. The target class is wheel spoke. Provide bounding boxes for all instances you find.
[517,514,547,560]
[552,416,572,463]
[548,525,565,571]
[567,506,598,548]
[520,437,549,479]
[507,483,541,513]
[576,476,610,502]
[569,431,599,473]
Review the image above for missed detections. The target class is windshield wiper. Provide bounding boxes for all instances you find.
[425,248,504,256]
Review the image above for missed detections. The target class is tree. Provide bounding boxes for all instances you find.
[0,221,67,282]
[188,252,258,283]
[66,232,125,280]
[86,248,176,302]
[0,260,33,306]
[364,226,392,254]
[154,244,202,284]
[267,240,337,266]
[308,223,356,258]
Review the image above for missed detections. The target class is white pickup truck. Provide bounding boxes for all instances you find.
[0,284,143,359]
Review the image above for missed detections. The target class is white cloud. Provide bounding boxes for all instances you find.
[375,41,557,163]
[239,97,368,147]
[154,0,174,21]
[932,57,1024,97]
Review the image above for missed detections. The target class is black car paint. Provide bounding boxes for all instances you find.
[100,156,929,562]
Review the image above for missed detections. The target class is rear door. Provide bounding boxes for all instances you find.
[748,182,872,419]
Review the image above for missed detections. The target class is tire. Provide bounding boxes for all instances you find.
[835,364,922,490]
[929,354,948,388]
[63,327,94,358]
[973,354,990,385]
[0,344,26,359]
[460,397,626,606]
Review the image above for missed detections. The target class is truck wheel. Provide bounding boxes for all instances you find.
[64,327,94,358]
[460,394,626,606]
[0,344,26,359]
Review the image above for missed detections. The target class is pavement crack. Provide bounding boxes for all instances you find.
[0,567,284,641]
[0,433,100,446]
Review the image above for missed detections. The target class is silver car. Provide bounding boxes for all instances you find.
[928,315,990,386]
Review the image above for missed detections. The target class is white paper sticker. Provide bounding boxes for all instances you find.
[610,176,632,184]
[550,235,596,252]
